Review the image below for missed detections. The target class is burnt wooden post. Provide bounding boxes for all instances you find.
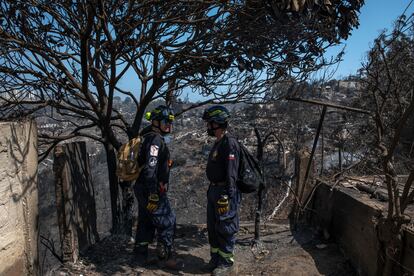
[53,142,99,263]
[301,106,326,199]
[53,145,79,263]
[293,148,313,225]
[294,106,326,225]
[287,97,370,223]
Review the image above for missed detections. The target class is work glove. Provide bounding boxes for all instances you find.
[146,193,159,213]
[217,195,229,215]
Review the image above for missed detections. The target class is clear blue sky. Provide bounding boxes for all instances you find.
[327,0,414,78]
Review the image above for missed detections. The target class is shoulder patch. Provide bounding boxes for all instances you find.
[149,156,158,167]
[150,145,159,156]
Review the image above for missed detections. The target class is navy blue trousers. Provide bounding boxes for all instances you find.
[134,184,176,248]
[207,185,241,266]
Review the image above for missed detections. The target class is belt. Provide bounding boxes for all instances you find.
[210,181,227,186]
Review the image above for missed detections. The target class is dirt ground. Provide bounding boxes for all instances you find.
[52,222,355,276]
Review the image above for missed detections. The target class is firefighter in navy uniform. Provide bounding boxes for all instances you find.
[202,105,241,276]
[133,105,177,268]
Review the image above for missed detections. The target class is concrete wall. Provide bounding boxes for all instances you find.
[311,183,382,276]
[310,183,414,276]
[0,119,38,276]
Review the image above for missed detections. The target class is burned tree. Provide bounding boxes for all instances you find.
[0,0,364,232]
[253,127,286,242]
[358,16,414,275]
[231,101,293,241]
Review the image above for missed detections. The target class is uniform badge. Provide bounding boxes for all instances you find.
[149,156,157,167]
[150,145,159,156]
[228,153,235,160]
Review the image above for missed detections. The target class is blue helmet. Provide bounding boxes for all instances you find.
[145,105,175,123]
[202,105,230,124]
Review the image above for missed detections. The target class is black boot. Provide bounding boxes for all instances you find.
[202,258,218,272]
[156,242,170,260]
[212,264,236,276]
[156,243,182,270]
[133,244,149,266]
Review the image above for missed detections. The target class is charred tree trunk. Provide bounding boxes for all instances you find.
[254,180,265,241]
[338,145,342,171]
[104,142,123,234]
[254,128,265,242]
[103,123,136,235]
[379,157,404,276]
[120,180,135,237]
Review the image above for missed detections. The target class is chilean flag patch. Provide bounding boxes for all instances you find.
[228,154,235,160]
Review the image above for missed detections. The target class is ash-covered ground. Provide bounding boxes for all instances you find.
[53,223,355,276]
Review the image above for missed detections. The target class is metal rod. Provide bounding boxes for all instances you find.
[286,97,371,114]
[299,106,327,204]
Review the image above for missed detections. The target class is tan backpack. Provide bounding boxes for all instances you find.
[116,137,142,182]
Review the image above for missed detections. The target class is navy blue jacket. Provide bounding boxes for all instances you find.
[206,134,240,197]
[137,126,170,194]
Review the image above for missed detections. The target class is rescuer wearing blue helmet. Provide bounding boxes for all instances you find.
[202,105,241,275]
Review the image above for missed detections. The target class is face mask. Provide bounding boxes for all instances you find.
[207,122,223,137]
[163,134,172,144]
[156,120,172,135]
